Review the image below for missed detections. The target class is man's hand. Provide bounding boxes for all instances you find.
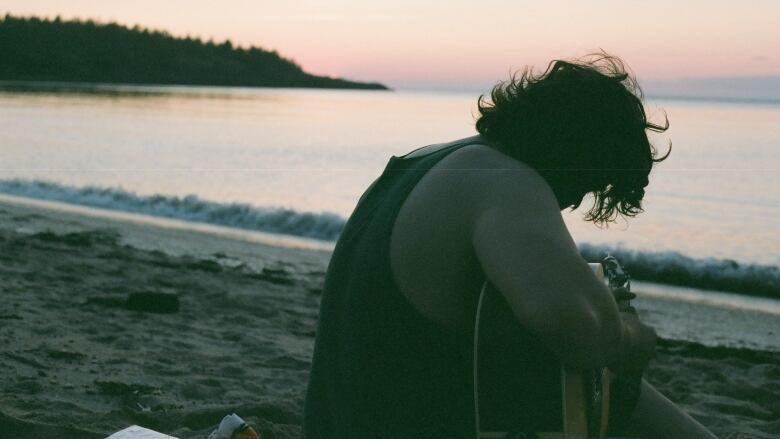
[612,286,637,314]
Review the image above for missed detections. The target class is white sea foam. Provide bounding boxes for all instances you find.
[0,179,345,241]
[579,243,780,299]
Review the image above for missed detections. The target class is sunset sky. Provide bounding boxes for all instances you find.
[3,0,780,95]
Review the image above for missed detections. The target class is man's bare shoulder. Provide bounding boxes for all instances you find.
[390,139,574,328]
[441,142,546,181]
[437,142,560,214]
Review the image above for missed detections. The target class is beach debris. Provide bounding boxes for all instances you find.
[208,413,260,439]
[105,425,179,439]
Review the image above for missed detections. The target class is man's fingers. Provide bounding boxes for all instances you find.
[612,287,636,301]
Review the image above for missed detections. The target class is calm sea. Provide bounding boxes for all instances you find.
[1,84,778,265]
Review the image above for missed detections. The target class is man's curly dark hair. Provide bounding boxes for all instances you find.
[476,52,670,225]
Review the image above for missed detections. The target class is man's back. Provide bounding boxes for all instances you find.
[304,137,571,437]
[390,138,562,331]
[303,138,479,439]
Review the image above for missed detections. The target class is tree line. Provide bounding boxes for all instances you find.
[0,15,388,90]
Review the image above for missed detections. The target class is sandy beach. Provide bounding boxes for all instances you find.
[1,196,778,439]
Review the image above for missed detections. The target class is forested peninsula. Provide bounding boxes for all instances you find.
[0,15,388,90]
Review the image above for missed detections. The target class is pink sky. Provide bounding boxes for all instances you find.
[3,1,780,91]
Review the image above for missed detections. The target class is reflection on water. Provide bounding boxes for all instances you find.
[0,80,320,103]
[0,80,174,98]
[0,83,477,217]
[1,84,779,266]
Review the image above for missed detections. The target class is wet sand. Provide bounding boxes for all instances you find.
[0,198,777,438]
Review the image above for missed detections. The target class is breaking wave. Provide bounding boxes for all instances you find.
[0,179,345,241]
[2,179,778,298]
[579,244,780,299]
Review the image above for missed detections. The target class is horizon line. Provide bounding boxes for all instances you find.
[2,79,780,107]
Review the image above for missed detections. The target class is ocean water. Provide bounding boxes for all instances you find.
[1,84,779,353]
[1,84,779,276]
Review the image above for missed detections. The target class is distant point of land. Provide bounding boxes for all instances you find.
[0,15,389,90]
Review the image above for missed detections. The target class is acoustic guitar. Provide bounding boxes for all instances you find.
[473,256,634,439]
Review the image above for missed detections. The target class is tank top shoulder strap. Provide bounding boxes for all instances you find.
[391,135,485,163]
[349,135,487,218]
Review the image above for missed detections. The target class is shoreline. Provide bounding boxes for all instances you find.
[0,193,335,254]
[2,187,778,301]
[0,198,778,438]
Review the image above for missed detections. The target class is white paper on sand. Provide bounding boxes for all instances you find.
[105,425,179,439]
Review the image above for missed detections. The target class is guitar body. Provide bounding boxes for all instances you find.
[561,366,611,439]
[474,281,566,436]
[560,263,611,439]
[474,259,636,439]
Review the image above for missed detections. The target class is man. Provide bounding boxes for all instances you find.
[304,53,716,438]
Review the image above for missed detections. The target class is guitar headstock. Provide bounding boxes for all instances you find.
[601,255,636,313]
[601,255,630,291]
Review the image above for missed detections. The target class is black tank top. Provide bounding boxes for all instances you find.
[303,140,566,438]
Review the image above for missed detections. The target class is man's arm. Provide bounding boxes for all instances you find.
[468,159,655,372]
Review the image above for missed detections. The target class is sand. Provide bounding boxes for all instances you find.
[0,196,778,439]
